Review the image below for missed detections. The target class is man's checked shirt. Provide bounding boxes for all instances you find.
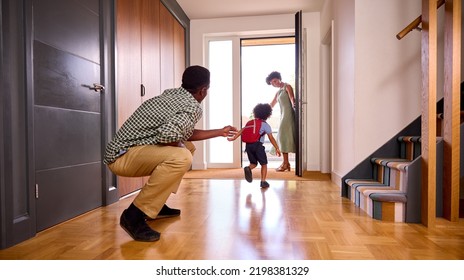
[103,87,202,164]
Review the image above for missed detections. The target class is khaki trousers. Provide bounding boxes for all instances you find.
[108,142,195,218]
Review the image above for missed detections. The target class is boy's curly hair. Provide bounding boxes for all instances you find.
[253,103,273,120]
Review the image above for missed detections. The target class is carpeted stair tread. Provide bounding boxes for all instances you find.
[370,192,407,203]
[371,158,411,171]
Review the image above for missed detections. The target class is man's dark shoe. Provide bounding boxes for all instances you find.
[145,204,181,220]
[156,204,181,219]
[120,209,160,242]
[244,166,253,182]
[260,181,270,188]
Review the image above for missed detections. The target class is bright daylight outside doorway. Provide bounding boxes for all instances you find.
[241,37,295,169]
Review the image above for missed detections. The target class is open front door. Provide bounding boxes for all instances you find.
[295,11,304,176]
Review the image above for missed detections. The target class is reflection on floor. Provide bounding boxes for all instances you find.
[1,178,464,260]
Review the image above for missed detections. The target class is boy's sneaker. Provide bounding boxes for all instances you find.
[244,166,253,182]
[260,181,270,188]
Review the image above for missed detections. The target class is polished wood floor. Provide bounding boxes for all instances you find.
[1,178,464,260]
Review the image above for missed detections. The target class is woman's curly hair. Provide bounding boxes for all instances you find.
[265,71,282,85]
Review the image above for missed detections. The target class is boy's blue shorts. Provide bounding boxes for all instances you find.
[245,142,268,166]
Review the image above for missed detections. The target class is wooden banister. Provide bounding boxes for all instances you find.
[396,0,445,40]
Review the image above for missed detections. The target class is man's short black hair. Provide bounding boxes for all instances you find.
[182,65,210,92]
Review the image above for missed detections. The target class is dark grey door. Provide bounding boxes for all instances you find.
[33,0,103,231]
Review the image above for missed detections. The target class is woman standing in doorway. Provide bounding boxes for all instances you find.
[266,71,296,172]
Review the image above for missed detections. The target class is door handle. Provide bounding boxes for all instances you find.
[82,83,105,93]
[90,83,105,92]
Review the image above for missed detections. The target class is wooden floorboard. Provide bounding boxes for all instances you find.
[1,178,464,260]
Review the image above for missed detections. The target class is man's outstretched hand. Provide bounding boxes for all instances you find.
[222,125,238,138]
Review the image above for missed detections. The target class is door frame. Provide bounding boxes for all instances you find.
[0,0,35,249]
[204,36,242,168]
[320,21,334,174]
[100,0,119,206]
[204,33,298,169]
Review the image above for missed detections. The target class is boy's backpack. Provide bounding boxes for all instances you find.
[241,119,265,143]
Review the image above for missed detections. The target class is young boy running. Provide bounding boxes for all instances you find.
[228,103,281,188]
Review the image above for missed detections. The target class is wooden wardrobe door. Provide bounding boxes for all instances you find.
[141,0,161,100]
[115,0,187,197]
[116,0,143,197]
[173,18,186,86]
[140,0,161,188]
[160,3,175,90]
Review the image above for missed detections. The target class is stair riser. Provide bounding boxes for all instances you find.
[360,190,406,219]
[372,201,406,222]
[398,136,421,161]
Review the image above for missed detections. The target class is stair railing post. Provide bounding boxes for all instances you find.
[443,0,461,222]
[421,0,438,227]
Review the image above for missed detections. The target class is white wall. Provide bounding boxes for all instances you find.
[304,13,321,171]
[331,0,356,185]
[189,13,322,171]
[324,0,424,186]
[354,0,423,163]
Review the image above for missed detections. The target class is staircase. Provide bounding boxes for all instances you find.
[341,80,464,223]
[341,116,445,223]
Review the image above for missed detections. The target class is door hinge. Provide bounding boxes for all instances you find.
[35,184,39,199]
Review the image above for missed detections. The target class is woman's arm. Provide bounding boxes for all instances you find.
[286,84,296,108]
[267,133,281,157]
[269,92,279,108]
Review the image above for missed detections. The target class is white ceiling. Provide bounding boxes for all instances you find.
[176,0,326,20]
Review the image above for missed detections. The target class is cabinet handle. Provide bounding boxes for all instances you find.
[141,84,146,97]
